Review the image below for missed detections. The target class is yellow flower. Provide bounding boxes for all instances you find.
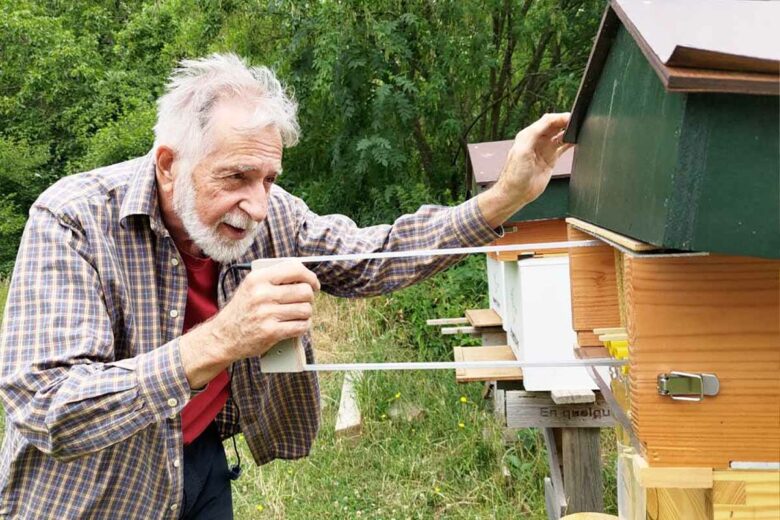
[459,396,468,404]
[381,414,387,420]
[434,486,441,493]
[256,504,264,512]
[394,392,401,399]
[458,422,465,429]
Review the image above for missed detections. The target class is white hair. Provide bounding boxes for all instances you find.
[153,53,299,164]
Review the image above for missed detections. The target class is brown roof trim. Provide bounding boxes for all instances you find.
[612,0,779,96]
[468,140,573,186]
[564,0,780,144]
[562,5,620,144]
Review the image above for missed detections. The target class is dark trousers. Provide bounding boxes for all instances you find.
[180,423,233,520]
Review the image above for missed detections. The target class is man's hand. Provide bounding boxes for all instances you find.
[179,261,320,389]
[477,113,572,228]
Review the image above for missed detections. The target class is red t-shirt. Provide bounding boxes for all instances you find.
[178,249,230,446]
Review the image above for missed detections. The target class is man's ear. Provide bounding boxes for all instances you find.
[155,146,176,195]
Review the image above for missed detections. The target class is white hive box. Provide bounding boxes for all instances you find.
[486,255,514,333]
[505,256,606,391]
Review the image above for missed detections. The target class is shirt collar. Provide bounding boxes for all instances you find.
[119,151,168,235]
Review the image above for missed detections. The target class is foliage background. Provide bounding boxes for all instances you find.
[0,0,604,274]
[0,2,611,517]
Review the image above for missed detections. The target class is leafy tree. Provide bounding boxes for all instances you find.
[0,0,605,274]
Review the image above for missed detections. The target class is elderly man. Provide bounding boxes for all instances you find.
[0,54,570,518]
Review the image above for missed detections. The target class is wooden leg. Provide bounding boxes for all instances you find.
[562,428,604,514]
[492,382,507,427]
[543,428,567,519]
[545,477,562,520]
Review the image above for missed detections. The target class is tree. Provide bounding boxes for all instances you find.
[0,0,605,274]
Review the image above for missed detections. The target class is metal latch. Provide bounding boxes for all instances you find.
[657,372,720,402]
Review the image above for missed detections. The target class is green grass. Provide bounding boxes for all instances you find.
[228,293,617,519]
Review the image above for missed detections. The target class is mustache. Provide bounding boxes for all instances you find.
[220,210,258,231]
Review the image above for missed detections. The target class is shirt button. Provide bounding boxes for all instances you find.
[169,309,179,318]
[167,398,178,408]
[171,257,180,267]
[170,503,178,512]
[173,459,180,468]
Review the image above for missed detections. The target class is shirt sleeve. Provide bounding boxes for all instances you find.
[295,197,502,297]
[0,207,192,462]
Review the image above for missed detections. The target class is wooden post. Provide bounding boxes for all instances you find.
[562,427,604,514]
[335,372,362,439]
[543,428,567,519]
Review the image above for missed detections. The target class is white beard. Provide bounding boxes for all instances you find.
[172,168,259,263]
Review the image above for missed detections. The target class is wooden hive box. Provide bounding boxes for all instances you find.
[468,141,573,225]
[567,218,780,469]
[468,140,572,324]
[623,253,780,468]
[563,0,780,259]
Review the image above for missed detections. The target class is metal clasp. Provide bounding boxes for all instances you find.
[657,371,720,402]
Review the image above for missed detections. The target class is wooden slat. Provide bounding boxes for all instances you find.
[453,345,522,382]
[505,392,614,429]
[646,488,710,520]
[617,446,647,520]
[713,469,780,520]
[575,346,610,359]
[593,327,626,335]
[335,372,362,439]
[489,218,569,260]
[542,428,567,519]
[631,453,713,489]
[577,331,603,347]
[566,217,659,252]
[465,308,503,328]
[625,254,780,468]
[426,317,469,326]
[598,333,628,342]
[551,390,596,405]
[567,226,622,335]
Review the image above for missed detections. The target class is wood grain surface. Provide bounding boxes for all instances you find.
[624,254,780,468]
[465,308,503,328]
[567,225,622,343]
[453,345,522,382]
[488,218,568,260]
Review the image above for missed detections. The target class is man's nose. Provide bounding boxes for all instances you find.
[238,193,267,222]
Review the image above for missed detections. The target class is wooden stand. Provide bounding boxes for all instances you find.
[451,310,613,519]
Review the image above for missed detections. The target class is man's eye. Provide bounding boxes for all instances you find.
[227,173,244,181]
[265,176,277,184]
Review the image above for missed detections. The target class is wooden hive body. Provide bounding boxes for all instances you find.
[567,224,780,468]
[624,254,780,468]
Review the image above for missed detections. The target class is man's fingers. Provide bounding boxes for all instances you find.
[272,302,313,321]
[264,261,321,291]
[274,319,312,340]
[271,282,315,304]
[521,112,571,140]
[551,129,565,146]
[556,142,574,157]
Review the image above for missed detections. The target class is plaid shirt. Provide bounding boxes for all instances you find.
[0,152,498,518]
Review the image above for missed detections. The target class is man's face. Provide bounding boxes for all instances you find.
[172,102,283,262]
